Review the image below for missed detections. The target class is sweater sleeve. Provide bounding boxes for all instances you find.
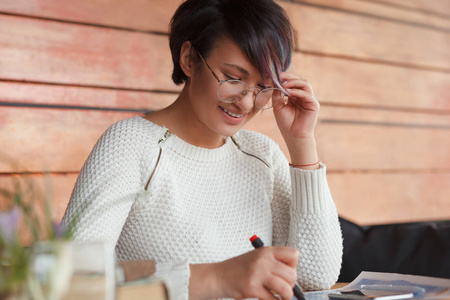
[61,121,142,245]
[155,261,190,300]
[270,146,343,291]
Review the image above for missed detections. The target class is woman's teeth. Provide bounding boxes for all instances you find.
[221,107,244,118]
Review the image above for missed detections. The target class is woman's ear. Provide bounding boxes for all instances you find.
[179,41,195,78]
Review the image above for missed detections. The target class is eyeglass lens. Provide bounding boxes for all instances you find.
[217,80,286,109]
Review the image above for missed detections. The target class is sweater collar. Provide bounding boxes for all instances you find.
[136,116,238,162]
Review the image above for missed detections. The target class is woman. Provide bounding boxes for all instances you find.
[62,0,343,299]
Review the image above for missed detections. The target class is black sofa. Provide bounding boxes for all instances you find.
[338,217,450,282]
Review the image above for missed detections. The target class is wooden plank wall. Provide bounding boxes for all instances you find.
[0,0,449,225]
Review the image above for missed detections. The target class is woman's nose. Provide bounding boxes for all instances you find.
[235,89,257,112]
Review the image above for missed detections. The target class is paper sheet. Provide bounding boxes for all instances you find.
[304,272,450,300]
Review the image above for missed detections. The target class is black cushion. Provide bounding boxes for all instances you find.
[338,217,450,282]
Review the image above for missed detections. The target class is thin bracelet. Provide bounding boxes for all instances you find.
[289,160,320,168]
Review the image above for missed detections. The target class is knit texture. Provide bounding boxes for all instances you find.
[62,116,342,298]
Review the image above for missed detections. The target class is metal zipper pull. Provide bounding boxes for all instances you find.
[158,130,172,144]
[145,130,171,190]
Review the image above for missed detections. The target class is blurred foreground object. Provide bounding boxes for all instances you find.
[0,173,73,298]
[116,275,167,300]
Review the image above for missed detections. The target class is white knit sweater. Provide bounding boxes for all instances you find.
[62,116,342,299]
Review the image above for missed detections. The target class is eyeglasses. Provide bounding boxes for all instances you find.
[197,51,287,109]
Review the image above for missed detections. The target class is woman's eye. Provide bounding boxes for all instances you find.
[224,74,239,81]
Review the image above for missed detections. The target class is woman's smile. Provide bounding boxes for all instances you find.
[219,106,245,118]
[218,105,249,125]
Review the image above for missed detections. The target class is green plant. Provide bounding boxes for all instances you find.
[0,173,73,298]
[0,208,29,297]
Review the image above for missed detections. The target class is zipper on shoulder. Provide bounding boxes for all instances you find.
[158,130,172,144]
[144,130,172,190]
[230,136,270,169]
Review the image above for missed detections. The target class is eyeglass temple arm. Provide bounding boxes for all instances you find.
[196,51,221,82]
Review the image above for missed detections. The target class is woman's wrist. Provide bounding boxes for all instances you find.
[286,137,320,169]
[118,260,156,282]
[189,262,223,300]
[289,160,320,168]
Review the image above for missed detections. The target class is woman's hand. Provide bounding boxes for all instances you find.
[272,72,320,167]
[189,246,299,300]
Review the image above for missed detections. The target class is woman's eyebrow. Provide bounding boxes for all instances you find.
[223,63,271,86]
[223,63,249,76]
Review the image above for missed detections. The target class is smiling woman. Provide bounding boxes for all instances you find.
[61,0,343,299]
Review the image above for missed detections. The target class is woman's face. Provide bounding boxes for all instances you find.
[185,37,269,138]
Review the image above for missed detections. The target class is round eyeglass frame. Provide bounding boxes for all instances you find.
[197,51,287,109]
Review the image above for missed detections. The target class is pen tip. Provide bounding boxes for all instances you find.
[250,235,258,242]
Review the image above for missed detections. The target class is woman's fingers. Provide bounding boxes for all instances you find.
[216,246,299,300]
[271,260,298,284]
[256,247,299,299]
[272,246,299,268]
[281,73,313,93]
[254,283,281,300]
[279,73,318,109]
[263,274,295,300]
[285,89,319,111]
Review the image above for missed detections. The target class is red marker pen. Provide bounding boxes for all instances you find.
[250,235,306,300]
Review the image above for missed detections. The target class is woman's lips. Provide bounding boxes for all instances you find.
[220,106,244,118]
[219,106,247,124]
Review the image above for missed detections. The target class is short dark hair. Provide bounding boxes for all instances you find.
[169,0,295,90]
